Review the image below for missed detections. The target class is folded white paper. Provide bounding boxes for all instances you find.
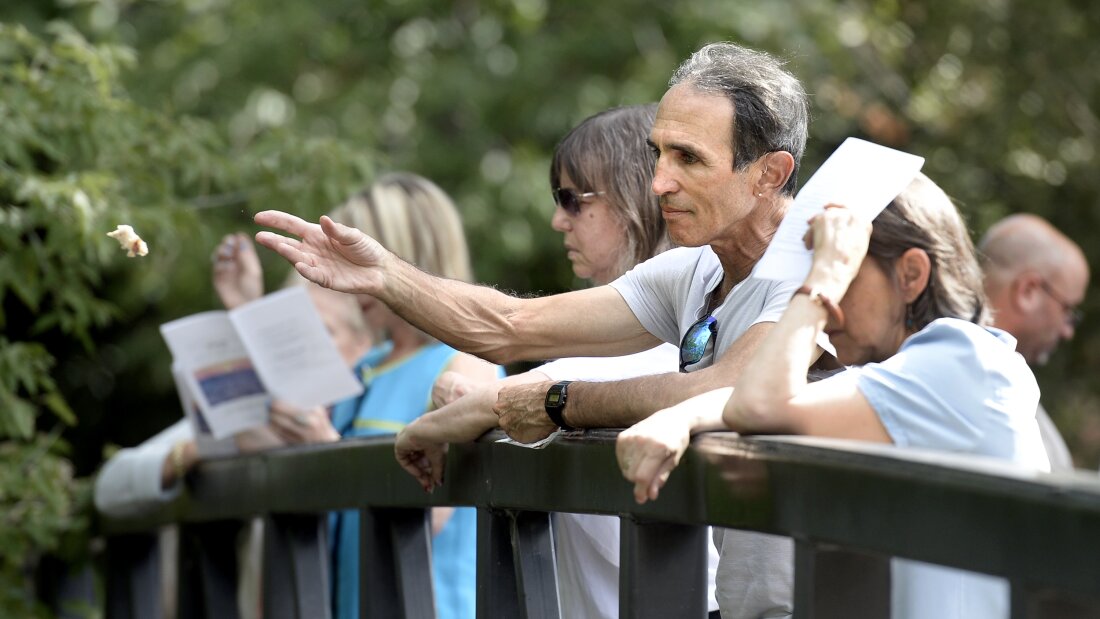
[752,138,925,282]
[160,287,363,439]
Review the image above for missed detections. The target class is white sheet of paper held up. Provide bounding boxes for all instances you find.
[751,138,925,282]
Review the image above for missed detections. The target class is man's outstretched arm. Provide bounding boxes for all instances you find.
[254,211,660,363]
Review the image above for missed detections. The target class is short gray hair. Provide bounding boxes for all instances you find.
[670,42,809,195]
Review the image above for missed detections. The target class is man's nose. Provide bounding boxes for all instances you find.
[651,160,678,195]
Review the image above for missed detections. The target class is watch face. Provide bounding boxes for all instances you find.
[546,381,571,412]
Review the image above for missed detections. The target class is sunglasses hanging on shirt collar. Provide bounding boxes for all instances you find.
[679,315,718,372]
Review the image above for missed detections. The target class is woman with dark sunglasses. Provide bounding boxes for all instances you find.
[395,104,726,618]
[616,172,1047,619]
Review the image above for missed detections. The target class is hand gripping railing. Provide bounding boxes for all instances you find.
[98,430,1100,619]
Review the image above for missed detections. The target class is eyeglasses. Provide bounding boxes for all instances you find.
[679,315,718,372]
[552,187,605,216]
[1038,279,1084,328]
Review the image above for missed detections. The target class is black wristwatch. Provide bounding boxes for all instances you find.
[544,380,577,431]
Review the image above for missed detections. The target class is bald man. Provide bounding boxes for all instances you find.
[980,213,1090,471]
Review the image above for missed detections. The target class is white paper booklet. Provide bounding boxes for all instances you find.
[171,364,238,457]
[752,138,925,282]
[160,287,363,439]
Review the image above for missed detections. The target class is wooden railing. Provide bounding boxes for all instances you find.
[98,429,1100,618]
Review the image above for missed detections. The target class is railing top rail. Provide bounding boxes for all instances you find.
[98,430,1100,597]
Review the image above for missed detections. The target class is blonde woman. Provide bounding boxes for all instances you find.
[256,173,499,619]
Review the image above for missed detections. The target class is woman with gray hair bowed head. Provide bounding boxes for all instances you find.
[618,172,1046,619]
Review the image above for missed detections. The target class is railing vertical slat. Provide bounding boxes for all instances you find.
[177,520,242,619]
[360,507,435,619]
[105,532,161,619]
[793,540,890,619]
[510,510,561,619]
[477,508,523,619]
[1011,584,1100,619]
[619,517,707,619]
[264,514,330,619]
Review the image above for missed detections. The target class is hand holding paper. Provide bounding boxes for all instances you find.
[160,287,362,439]
[752,138,924,282]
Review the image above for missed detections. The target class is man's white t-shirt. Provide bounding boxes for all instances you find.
[610,245,803,618]
[538,344,720,617]
[610,246,802,370]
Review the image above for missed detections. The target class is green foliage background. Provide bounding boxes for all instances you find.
[1,0,1098,613]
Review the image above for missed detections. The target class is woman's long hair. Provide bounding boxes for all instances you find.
[867,172,988,330]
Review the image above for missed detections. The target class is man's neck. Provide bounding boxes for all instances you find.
[710,197,790,301]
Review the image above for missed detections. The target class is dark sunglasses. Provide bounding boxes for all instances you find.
[552,187,605,216]
[679,315,718,372]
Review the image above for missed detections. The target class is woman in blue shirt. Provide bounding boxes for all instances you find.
[267,173,500,619]
[617,172,1046,619]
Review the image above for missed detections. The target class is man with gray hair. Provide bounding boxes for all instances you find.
[257,42,815,616]
[980,213,1090,471]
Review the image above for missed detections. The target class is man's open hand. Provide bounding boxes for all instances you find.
[254,211,389,296]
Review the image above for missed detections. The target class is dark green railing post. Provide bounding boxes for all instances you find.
[359,507,435,619]
[619,517,707,619]
[177,520,242,619]
[510,510,560,618]
[1010,584,1100,619]
[793,540,889,619]
[264,513,330,619]
[105,532,161,619]
[476,508,523,618]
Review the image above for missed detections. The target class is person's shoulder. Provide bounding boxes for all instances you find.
[416,341,462,366]
[425,340,458,355]
[738,276,799,294]
[613,246,712,291]
[902,318,1033,377]
[357,341,394,370]
[635,245,710,269]
[904,318,1015,353]
[669,245,710,259]
[722,277,799,310]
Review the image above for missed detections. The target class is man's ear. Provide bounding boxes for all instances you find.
[1010,271,1045,313]
[755,151,796,196]
[895,248,932,303]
